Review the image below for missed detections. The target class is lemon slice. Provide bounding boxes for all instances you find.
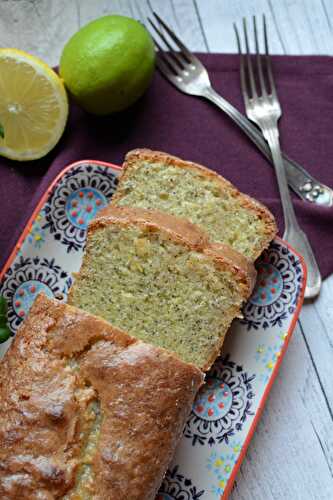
[0,49,68,161]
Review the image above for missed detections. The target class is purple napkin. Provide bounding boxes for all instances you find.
[1,54,333,277]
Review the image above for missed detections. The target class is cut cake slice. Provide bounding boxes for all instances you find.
[111,149,277,260]
[68,206,256,370]
[0,294,203,500]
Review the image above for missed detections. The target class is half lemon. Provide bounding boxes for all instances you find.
[0,49,68,161]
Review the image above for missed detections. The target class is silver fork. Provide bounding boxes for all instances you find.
[147,11,332,207]
[234,15,321,298]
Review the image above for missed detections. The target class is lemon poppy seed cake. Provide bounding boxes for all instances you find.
[68,206,256,370]
[111,149,277,260]
[0,294,203,500]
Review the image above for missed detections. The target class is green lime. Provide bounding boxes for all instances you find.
[59,15,155,115]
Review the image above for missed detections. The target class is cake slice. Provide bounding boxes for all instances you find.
[111,149,277,260]
[68,206,256,370]
[0,294,203,500]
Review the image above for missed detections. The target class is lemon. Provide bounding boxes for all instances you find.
[59,15,155,115]
[0,49,68,161]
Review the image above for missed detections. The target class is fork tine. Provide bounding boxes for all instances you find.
[148,17,186,69]
[263,14,276,96]
[253,15,267,97]
[242,18,257,98]
[155,55,178,83]
[150,34,164,55]
[152,11,193,63]
[234,23,250,109]
[150,34,181,74]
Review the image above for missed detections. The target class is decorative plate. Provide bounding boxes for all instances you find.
[0,160,306,500]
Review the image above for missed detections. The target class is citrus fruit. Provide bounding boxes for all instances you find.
[59,15,155,115]
[0,49,68,161]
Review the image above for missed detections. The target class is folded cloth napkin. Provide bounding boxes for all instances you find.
[0,54,332,277]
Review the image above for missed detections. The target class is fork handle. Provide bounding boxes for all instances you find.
[265,127,321,298]
[203,87,332,207]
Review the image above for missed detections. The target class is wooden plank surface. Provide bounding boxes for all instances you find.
[0,1,332,499]
[0,0,79,67]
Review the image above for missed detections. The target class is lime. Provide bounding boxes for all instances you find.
[59,15,155,115]
[0,49,68,161]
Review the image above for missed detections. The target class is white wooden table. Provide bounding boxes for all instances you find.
[1,1,332,499]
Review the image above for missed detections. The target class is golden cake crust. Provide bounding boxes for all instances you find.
[0,294,203,500]
[94,204,210,250]
[111,148,277,259]
[90,205,257,294]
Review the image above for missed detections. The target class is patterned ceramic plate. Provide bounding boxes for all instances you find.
[0,160,306,500]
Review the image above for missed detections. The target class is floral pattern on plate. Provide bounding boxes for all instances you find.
[241,241,303,331]
[158,465,205,500]
[1,256,72,334]
[206,440,242,496]
[43,163,118,252]
[184,355,255,447]
[0,160,306,499]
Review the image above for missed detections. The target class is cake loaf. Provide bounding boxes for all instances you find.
[68,206,256,370]
[111,149,277,260]
[0,294,203,500]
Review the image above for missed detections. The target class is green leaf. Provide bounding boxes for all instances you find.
[0,296,11,343]
[0,326,11,343]
[0,123,4,139]
[0,296,8,320]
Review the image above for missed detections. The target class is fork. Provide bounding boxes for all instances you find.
[234,15,321,298]
[147,11,332,207]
